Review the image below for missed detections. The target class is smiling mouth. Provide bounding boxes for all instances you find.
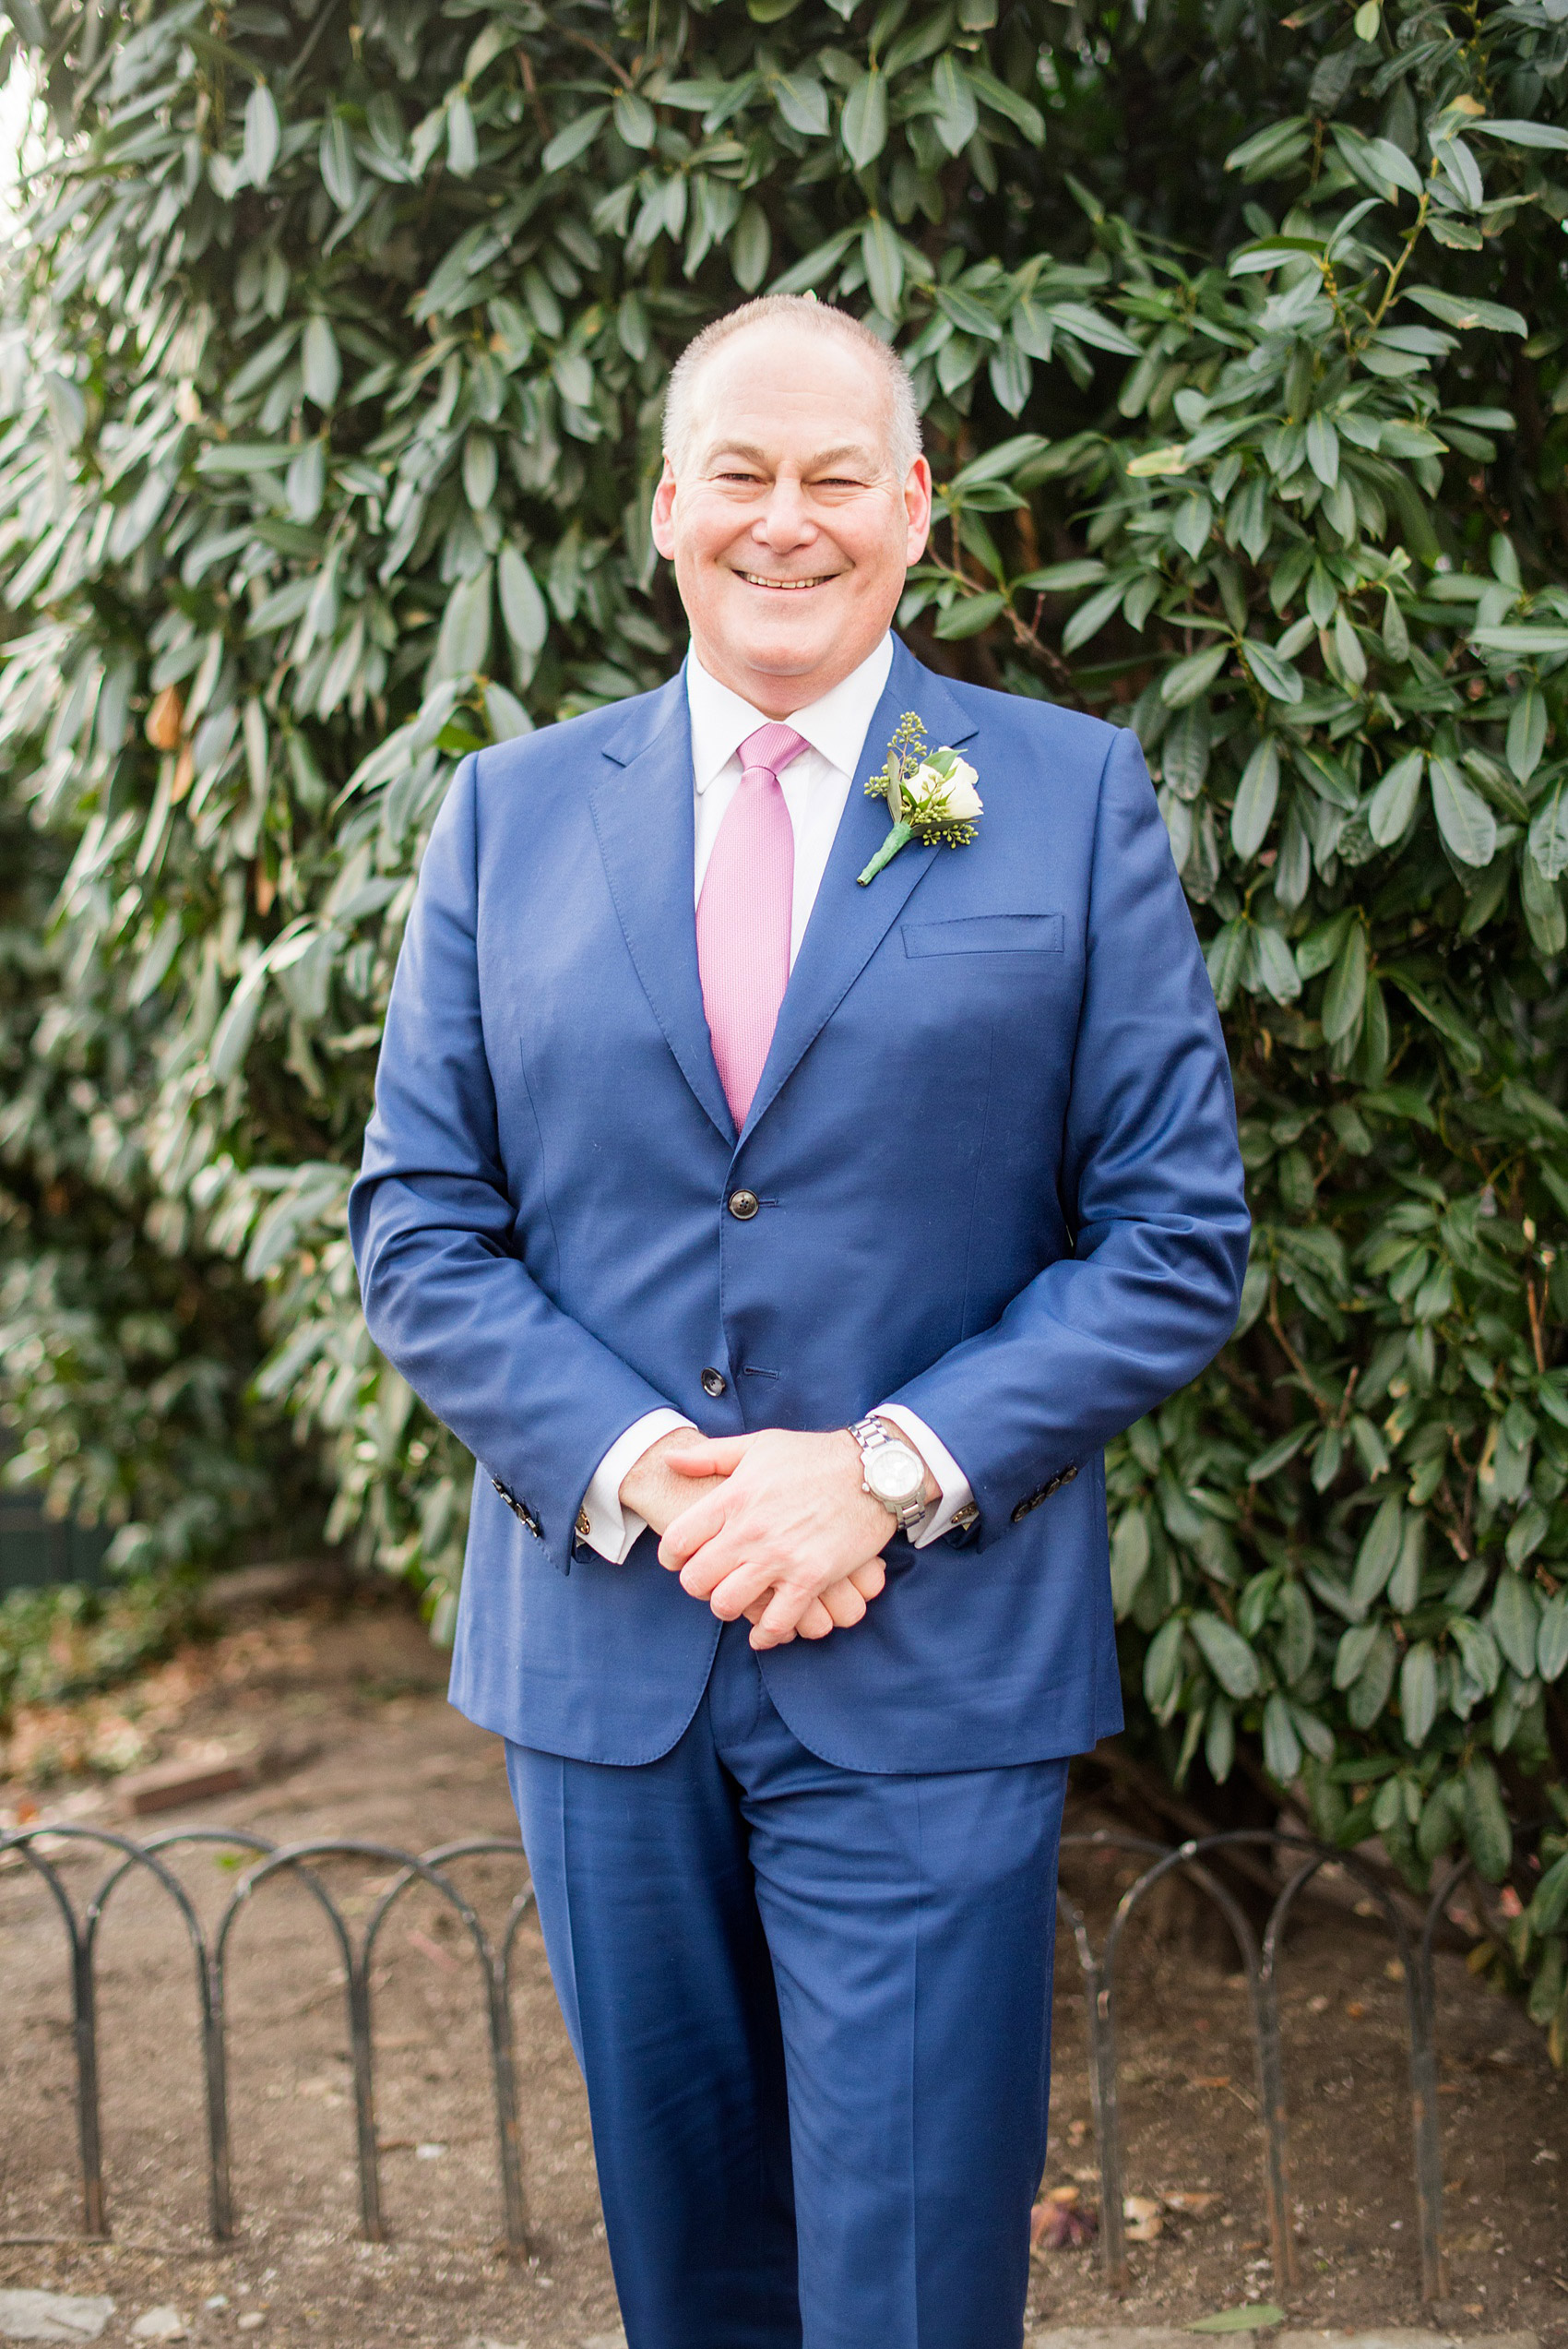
[734,570,841,591]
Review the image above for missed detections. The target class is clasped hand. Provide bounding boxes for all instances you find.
[619,1426,922,1651]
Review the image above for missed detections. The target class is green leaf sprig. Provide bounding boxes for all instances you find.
[857,712,981,885]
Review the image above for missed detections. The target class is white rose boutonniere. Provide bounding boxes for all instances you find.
[857,711,983,887]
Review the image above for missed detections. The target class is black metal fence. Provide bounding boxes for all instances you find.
[0,1820,1494,2298]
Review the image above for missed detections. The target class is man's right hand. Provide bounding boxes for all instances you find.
[618,1429,885,1642]
[618,1425,719,1540]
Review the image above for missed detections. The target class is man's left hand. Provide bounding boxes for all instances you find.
[659,1427,932,1650]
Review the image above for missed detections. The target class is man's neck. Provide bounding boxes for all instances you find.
[687,636,891,721]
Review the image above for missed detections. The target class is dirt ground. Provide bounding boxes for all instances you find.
[1,1576,1564,2349]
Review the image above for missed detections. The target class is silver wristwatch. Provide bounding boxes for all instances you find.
[847,1415,930,1534]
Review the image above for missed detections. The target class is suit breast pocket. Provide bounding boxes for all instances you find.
[901,913,1065,959]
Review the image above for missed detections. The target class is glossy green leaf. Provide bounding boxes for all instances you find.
[1191,1610,1262,1698]
[933,590,1005,639]
[1400,1642,1438,1746]
[932,54,979,156]
[1430,755,1498,867]
[1529,1851,1568,1933]
[301,315,339,409]
[1230,738,1279,857]
[244,81,280,187]
[613,91,657,149]
[1241,639,1303,702]
[1321,921,1368,1044]
[542,107,608,173]
[773,72,828,137]
[861,215,904,316]
[1491,1572,1541,1677]
[1506,687,1546,783]
[497,544,548,657]
[1162,644,1229,708]
[1368,750,1423,846]
[841,67,888,167]
[1540,1592,1568,1683]
[1405,287,1528,336]
[1463,1758,1513,1882]
[319,111,359,209]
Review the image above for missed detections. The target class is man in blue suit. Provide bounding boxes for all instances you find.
[350,295,1248,2349]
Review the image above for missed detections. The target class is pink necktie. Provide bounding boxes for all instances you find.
[696,721,809,1127]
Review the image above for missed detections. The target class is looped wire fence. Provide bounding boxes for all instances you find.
[0,1825,535,2254]
[0,1820,1493,2296]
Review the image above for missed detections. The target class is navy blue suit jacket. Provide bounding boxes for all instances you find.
[350,639,1249,1771]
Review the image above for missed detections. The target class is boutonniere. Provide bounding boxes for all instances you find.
[857,711,983,887]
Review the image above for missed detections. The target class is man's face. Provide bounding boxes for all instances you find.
[650,322,932,716]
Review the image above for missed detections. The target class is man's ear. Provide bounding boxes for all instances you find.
[903,454,933,566]
[651,458,678,560]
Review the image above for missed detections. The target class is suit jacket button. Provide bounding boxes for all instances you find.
[1011,1498,1030,1525]
[727,1189,760,1221]
[701,1366,728,1397]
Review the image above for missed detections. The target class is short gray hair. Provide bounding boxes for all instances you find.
[662,295,922,480]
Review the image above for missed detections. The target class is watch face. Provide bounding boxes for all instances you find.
[866,1442,924,1508]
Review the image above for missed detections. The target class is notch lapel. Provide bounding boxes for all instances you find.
[742,643,980,1140]
[588,677,735,1146]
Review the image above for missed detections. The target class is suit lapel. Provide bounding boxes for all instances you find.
[742,642,979,1140]
[589,676,735,1146]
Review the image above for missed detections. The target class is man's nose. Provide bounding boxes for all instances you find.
[753,478,814,549]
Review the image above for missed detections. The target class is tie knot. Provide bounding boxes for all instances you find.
[737,721,809,781]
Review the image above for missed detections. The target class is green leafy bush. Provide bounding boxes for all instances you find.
[0,0,1564,2050]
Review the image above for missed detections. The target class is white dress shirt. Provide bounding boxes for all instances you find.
[576,635,977,1563]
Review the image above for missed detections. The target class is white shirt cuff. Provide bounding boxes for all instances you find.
[579,1409,697,1563]
[873,1406,977,1547]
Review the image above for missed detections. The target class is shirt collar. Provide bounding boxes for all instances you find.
[685,635,895,794]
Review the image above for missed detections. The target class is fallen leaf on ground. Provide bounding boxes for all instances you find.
[1030,2192,1099,2250]
[1188,2304,1286,2332]
[1162,2189,1223,2216]
[1124,2193,1164,2242]
[1190,2074,1232,2088]
[406,1925,460,1971]
[1345,2000,1367,2018]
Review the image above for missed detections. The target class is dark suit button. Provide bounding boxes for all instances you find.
[727,1189,760,1221]
[1062,1463,1078,1485]
[1011,1496,1032,1525]
[701,1367,728,1397]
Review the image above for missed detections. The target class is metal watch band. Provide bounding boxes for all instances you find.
[847,1414,930,1533]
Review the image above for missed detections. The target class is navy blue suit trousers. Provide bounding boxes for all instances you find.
[508,1620,1068,2349]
